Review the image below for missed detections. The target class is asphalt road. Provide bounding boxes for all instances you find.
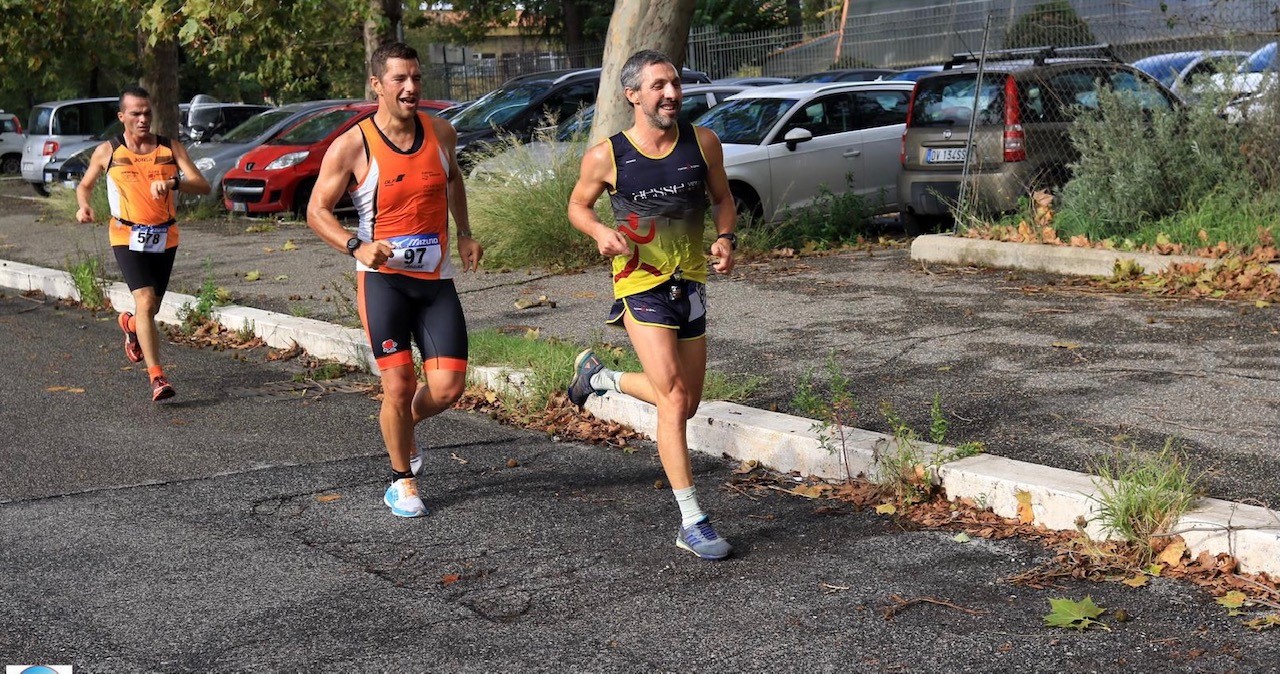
[2,178,1279,509]
[3,291,1279,672]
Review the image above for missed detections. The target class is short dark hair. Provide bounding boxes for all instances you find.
[620,50,675,92]
[119,85,150,109]
[370,42,419,79]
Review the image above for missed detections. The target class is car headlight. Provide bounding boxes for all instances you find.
[264,151,309,170]
[194,157,216,172]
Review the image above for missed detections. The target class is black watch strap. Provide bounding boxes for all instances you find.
[716,232,737,250]
[345,237,361,256]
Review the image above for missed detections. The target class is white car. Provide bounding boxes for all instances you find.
[1199,42,1277,103]
[696,81,914,222]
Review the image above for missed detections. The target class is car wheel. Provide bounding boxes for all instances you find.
[0,155,19,175]
[291,182,313,221]
[31,182,49,197]
[730,184,762,224]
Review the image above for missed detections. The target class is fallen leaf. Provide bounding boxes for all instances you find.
[1157,539,1187,568]
[441,573,461,586]
[282,239,298,251]
[45,386,85,393]
[245,270,261,282]
[791,484,829,499]
[1217,591,1247,611]
[875,503,897,515]
[1121,574,1149,588]
[1051,341,1080,350]
[1015,490,1035,524]
[274,275,289,281]
[505,458,520,468]
[953,532,971,543]
[733,459,760,474]
[1044,596,1109,631]
[315,493,341,503]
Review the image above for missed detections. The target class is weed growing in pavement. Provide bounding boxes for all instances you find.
[876,396,984,504]
[1090,438,1204,560]
[327,272,362,329]
[788,356,859,480]
[293,361,348,382]
[466,125,607,270]
[176,258,230,333]
[65,249,109,310]
[235,319,256,343]
[767,174,877,250]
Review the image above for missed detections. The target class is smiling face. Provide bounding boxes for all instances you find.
[371,57,423,121]
[118,94,152,140]
[626,62,682,131]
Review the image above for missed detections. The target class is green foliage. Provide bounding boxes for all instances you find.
[65,251,108,310]
[788,356,859,480]
[1054,84,1271,245]
[763,175,876,250]
[1091,439,1203,555]
[1004,0,1096,49]
[1044,596,1110,632]
[876,396,984,503]
[703,370,766,403]
[693,0,790,33]
[467,132,608,270]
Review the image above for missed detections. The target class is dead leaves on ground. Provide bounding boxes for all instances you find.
[165,318,265,351]
[453,387,642,448]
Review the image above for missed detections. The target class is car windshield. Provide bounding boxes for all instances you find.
[451,81,549,132]
[219,108,297,143]
[1242,43,1277,73]
[271,109,362,145]
[696,97,796,145]
[1134,54,1197,88]
[909,74,1005,126]
[96,120,124,140]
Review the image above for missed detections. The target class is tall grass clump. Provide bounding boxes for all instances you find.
[467,124,610,270]
[65,250,109,310]
[1090,439,1203,557]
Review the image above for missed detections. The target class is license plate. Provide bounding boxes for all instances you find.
[63,180,77,189]
[926,148,967,163]
[44,170,56,183]
[232,202,248,213]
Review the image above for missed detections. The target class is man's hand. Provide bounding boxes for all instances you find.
[75,206,95,224]
[149,179,174,200]
[710,237,735,274]
[595,227,631,257]
[354,240,393,269]
[457,235,483,272]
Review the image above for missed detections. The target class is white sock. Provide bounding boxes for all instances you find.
[673,486,706,528]
[589,367,623,393]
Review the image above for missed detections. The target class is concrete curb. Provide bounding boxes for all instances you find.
[910,233,1252,277]
[6,256,1279,577]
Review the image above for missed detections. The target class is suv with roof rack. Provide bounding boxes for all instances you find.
[897,44,1179,233]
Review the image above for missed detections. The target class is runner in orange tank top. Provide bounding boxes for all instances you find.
[307,42,483,519]
[76,86,210,402]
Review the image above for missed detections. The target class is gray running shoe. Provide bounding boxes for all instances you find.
[567,348,606,408]
[676,518,732,560]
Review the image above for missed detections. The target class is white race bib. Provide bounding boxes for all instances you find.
[128,225,168,253]
[385,233,442,272]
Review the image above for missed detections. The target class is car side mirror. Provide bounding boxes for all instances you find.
[784,127,813,151]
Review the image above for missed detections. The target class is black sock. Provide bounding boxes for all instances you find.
[390,469,414,482]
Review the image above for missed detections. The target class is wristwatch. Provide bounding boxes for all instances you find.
[345,237,361,256]
[716,232,737,250]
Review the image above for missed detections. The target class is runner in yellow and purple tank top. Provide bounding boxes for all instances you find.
[567,50,739,560]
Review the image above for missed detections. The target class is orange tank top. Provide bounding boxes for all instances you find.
[350,112,454,280]
[105,135,180,249]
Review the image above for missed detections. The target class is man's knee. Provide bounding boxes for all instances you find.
[133,293,160,317]
[381,368,418,406]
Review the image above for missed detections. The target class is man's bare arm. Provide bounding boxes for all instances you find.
[568,140,629,257]
[75,142,112,223]
[307,129,391,268]
[434,118,482,271]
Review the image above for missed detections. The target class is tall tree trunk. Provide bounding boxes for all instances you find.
[364,0,405,99]
[562,0,586,68]
[138,31,180,139]
[590,0,697,145]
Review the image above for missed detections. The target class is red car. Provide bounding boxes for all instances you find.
[222,99,451,217]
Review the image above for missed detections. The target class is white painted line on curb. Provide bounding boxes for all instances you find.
[6,256,1280,577]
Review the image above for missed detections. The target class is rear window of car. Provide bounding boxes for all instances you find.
[909,74,1006,127]
[1242,42,1276,73]
[220,108,297,143]
[273,109,363,145]
[697,97,797,145]
[28,107,54,135]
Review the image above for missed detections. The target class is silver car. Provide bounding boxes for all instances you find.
[20,97,117,195]
[696,81,915,221]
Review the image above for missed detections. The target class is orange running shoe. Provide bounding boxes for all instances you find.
[118,312,143,363]
[151,376,175,401]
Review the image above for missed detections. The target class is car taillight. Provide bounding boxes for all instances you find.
[901,85,918,166]
[1003,76,1025,163]
[42,140,59,157]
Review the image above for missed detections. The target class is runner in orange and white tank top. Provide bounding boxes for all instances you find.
[76,86,211,402]
[307,42,484,520]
